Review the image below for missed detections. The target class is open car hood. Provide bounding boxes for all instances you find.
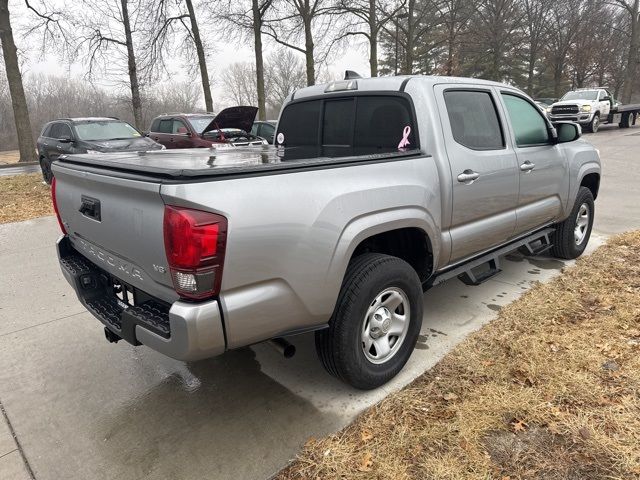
[202,106,258,135]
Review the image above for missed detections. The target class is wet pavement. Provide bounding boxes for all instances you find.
[0,125,638,480]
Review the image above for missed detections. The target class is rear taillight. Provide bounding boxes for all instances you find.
[51,177,67,234]
[163,205,227,300]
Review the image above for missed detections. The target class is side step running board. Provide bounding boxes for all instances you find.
[429,227,555,287]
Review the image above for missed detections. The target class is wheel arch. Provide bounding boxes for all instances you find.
[580,172,600,200]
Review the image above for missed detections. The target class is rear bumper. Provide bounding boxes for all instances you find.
[57,236,226,361]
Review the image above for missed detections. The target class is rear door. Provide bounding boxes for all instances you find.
[435,85,520,262]
[498,91,568,234]
[149,118,174,148]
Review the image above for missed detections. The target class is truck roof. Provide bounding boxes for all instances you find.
[292,75,510,101]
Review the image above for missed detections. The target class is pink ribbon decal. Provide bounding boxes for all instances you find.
[398,126,411,149]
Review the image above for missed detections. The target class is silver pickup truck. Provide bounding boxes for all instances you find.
[52,75,601,389]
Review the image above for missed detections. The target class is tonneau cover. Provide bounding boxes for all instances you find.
[56,146,422,180]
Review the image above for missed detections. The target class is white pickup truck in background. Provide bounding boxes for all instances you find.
[548,88,640,133]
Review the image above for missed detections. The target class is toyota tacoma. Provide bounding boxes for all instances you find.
[52,75,601,389]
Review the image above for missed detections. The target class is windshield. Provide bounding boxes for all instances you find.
[561,90,599,101]
[74,121,141,141]
[187,115,216,134]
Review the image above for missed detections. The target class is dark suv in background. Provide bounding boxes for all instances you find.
[147,107,266,149]
[37,117,163,183]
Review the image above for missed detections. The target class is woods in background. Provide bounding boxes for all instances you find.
[1,0,639,159]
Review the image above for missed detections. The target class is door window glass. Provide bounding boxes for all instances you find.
[172,119,189,134]
[158,119,173,133]
[443,90,504,150]
[261,123,275,138]
[502,94,549,147]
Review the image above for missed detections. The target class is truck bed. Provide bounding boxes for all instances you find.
[612,103,640,113]
[56,146,422,181]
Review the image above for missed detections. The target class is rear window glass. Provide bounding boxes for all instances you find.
[277,101,321,146]
[444,90,504,150]
[323,99,354,146]
[277,95,417,154]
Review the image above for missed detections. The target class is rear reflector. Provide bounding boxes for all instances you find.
[51,177,67,234]
[163,206,227,300]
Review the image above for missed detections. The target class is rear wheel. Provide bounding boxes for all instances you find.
[586,113,600,133]
[551,186,594,260]
[619,112,636,128]
[315,253,423,390]
[40,157,53,184]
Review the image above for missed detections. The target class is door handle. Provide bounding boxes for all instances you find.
[457,169,480,183]
[520,161,535,172]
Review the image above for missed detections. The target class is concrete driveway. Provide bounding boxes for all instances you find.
[1,126,638,480]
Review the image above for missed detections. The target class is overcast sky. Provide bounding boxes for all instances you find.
[10,0,371,110]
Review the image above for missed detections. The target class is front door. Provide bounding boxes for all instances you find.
[435,85,520,263]
[498,92,569,234]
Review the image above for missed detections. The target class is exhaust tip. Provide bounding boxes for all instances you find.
[268,338,296,359]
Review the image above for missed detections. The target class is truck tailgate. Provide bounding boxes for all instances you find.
[53,163,178,303]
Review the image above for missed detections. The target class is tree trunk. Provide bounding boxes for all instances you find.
[621,0,639,103]
[252,0,266,119]
[526,49,536,95]
[403,0,415,74]
[0,0,36,163]
[185,0,213,111]
[120,0,143,129]
[369,0,377,76]
[303,13,315,85]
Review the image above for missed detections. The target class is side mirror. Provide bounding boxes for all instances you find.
[555,122,581,143]
[601,96,611,102]
[58,137,73,144]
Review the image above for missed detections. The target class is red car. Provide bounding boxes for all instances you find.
[147,107,266,149]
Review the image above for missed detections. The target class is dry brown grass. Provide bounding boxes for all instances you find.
[0,150,20,165]
[0,173,53,224]
[277,232,640,480]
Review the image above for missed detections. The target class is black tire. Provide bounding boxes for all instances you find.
[551,186,595,260]
[586,113,600,133]
[315,253,423,390]
[40,157,53,184]
[619,112,636,129]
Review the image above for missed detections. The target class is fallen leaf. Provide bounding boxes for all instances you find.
[579,427,591,440]
[511,419,528,432]
[358,452,373,472]
[443,392,458,401]
[361,430,373,442]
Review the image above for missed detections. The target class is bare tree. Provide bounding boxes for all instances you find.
[76,0,145,128]
[0,0,36,162]
[221,49,306,117]
[611,0,640,102]
[334,0,406,76]
[521,0,553,94]
[216,0,274,119]
[148,0,213,111]
[263,0,334,85]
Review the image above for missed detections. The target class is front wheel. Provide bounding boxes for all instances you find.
[316,253,423,390]
[551,186,595,259]
[586,113,600,133]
